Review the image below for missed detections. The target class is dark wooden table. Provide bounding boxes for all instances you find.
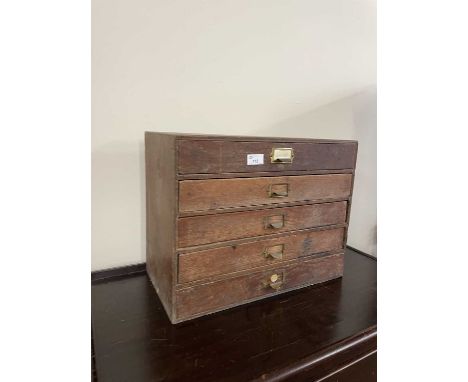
[92,248,376,381]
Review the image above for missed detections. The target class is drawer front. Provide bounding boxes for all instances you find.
[178,227,345,283]
[179,174,352,212]
[178,140,357,174]
[176,253,344,319]
[177,201,347,248]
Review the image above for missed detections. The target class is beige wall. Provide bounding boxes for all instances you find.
[92,0,376,270]
[265,87,377,256]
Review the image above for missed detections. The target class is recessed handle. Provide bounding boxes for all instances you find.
[270,148,294,163]
[268,183,289,198]
[271,191,288,197]
[262,244,284,260]
[264,215,285,229]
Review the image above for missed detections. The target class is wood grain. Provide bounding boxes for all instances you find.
[179,173,352,212]
[157,131,358,143]
[178,227,345,283]
[177,201,348,248]
[92,249,376,382]
[145,132,176,318]
[175,253,344,320]
[178,140,358,174]
[317,352,377,382]
[177,168,354,181]
[178,139,221,174]
[145,132,358,323]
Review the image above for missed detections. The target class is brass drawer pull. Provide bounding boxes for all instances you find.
[268,183,289,198]
[270,148,294,163]
[264,215,285,229]
[270,191,288,198]
[263,273,284,290]
[262,244,284,260]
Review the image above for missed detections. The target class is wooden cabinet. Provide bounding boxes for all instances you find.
[145,133,358,323]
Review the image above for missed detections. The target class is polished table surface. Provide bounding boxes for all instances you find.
[92,248,377,381]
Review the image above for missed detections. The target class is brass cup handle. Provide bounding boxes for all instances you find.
[263,250,283,260]
[267,221,283,229]
[268,183,289,198]
[264,215,285,229]
[262,244,284,260]
[270,191,288,197]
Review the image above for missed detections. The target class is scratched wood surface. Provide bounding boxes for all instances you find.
[176,253,344,320]
[178,227,345,283]
[91,248,377,382]
[178,173,352,212]
[144,132,177,317]
[153,131,358,143]
[178,140,358,174]
[177,201,348,248]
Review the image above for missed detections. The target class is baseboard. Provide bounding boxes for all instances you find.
[346,245,376,260]
[91,262,146,283]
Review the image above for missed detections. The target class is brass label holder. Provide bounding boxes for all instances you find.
[270,148,294,163]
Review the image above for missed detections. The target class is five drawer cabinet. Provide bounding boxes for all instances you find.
[145,133,358,323]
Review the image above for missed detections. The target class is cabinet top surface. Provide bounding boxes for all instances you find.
[145,131,358,144]
[92,249,376,382]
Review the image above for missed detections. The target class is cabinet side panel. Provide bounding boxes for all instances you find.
[145,133,176,318]
[343,142,359,248]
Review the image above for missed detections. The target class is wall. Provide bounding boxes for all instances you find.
[264,87,377,256]
[92,0,376,270]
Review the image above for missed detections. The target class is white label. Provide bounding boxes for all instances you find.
[247,154,264,165]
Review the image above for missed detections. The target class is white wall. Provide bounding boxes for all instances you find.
[263,87,377,256]
[92,0,376,270]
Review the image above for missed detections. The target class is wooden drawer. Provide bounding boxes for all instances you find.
[178,227,345,283]
[178,140,357,174]
[179,174,352,212]
[176,253,344,320]
[177,201,347,248]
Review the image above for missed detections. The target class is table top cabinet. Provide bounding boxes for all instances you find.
[145,133,358,323]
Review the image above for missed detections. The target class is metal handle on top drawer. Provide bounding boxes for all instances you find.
[270,148,294,163]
